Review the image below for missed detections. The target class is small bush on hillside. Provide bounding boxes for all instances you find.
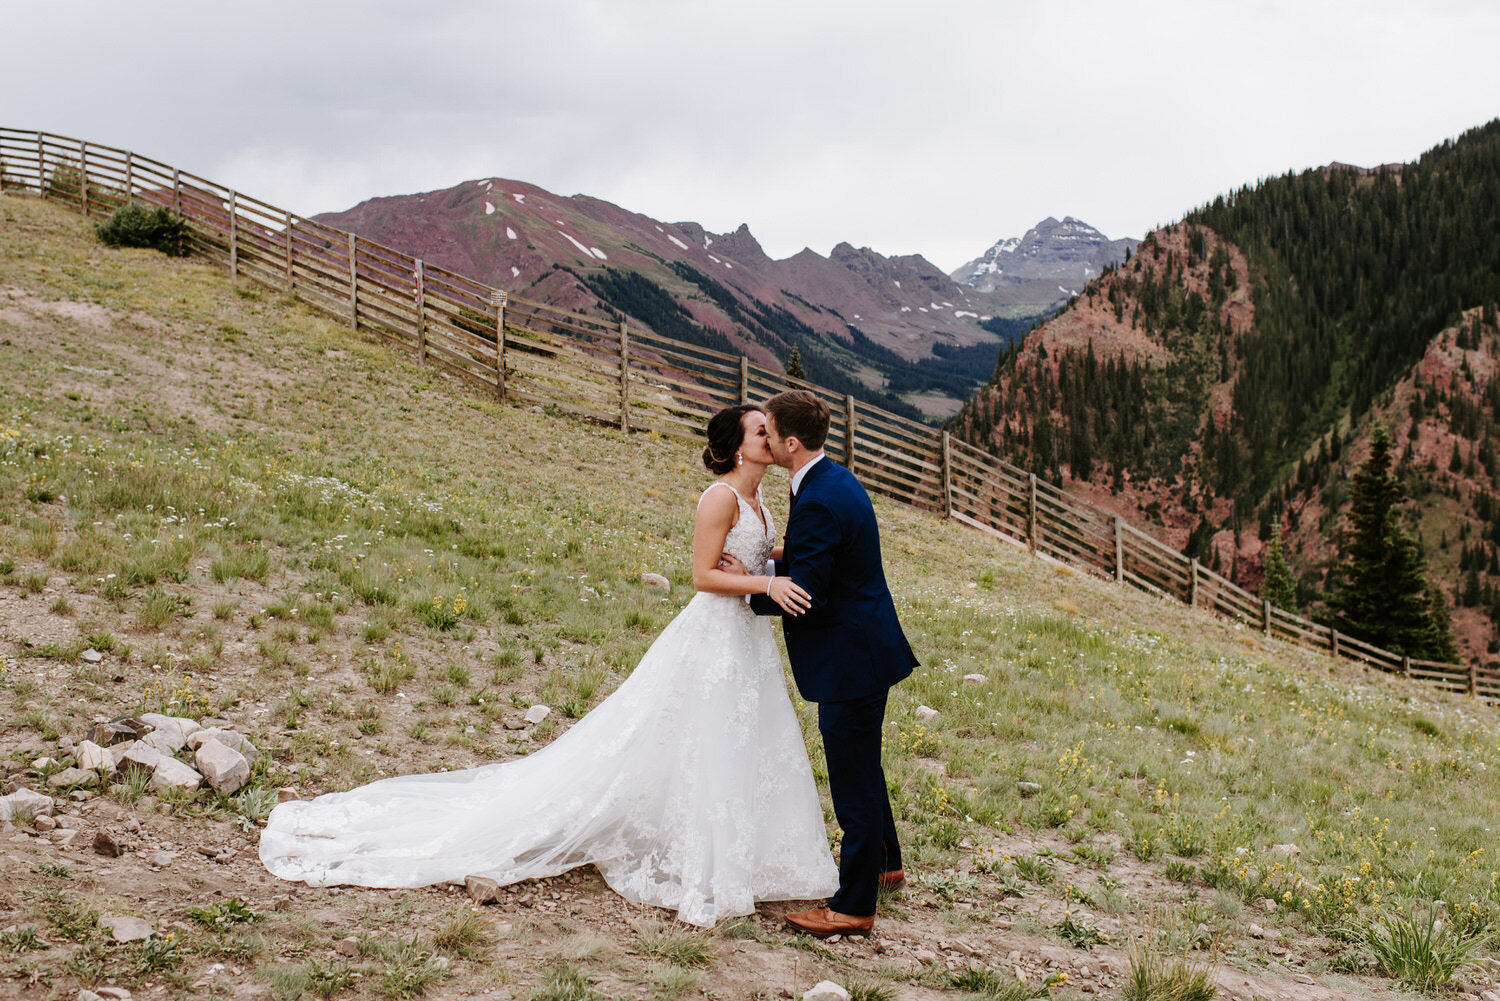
[95,203,188,256]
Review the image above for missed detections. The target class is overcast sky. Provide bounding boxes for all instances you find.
[3,0,1497,272]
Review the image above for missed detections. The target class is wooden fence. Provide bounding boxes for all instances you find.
[2,127,1488,701]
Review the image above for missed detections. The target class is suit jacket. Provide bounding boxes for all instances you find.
[751,457,918,702]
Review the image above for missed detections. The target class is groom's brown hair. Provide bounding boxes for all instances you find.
[765,390,829,451]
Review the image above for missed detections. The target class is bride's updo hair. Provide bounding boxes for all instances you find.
[702,404,762,474]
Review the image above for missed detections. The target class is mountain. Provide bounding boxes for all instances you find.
[949,217,1138,319]
[953,120,1500,662]
[313,179,1023,420]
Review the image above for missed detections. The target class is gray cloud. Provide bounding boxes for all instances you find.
[3,0,1497,271]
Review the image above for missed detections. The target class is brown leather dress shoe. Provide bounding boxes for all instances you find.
[878,869,908,891]
[785,906,875,938]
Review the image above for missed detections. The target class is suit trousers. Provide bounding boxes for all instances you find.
[818,690,901,917]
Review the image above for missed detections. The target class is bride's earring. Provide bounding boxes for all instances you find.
[736,451,743,467]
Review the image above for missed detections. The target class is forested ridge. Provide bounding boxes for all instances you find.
[955,119,1500,660]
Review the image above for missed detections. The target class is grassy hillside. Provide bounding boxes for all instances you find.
[3,192,1500,1000]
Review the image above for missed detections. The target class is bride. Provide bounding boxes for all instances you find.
[259,404,840,926]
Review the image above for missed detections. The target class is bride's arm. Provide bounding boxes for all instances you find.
[691,491,810,613]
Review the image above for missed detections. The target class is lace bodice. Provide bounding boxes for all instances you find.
[700,481,774,571]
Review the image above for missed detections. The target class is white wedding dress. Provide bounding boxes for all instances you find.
[259,482,838,926]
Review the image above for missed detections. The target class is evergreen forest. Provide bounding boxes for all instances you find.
[954,119,1500,661]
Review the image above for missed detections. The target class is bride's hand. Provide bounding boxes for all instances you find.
[768,576,811,616]
[718,553,746,574]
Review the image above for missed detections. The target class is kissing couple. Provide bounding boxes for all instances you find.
[260,390,919,936]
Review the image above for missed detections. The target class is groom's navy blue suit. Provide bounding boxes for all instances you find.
[751,455,917,917]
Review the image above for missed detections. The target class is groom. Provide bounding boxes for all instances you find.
[749,390,918,938]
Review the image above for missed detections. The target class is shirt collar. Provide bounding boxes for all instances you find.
[790,452,826,496]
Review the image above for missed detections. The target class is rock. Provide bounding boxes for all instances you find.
[187,728,259,764]
[0,787,55,821]
[94,828,125,857]
[100,915,153,942]
[34,814,58,832]
[59,736,76,754]
[1016,781,1042,797]
[117,744,168,775]
[466,875,504,904]
[47,767,95,789]
[1248,923,1266,939]
[1261,898,1278,912]
[51,829,80,847]
[1479,991,1500,1001]
[96,988,133,1000]
[802,982,851,1001]
[194,740,249,794]
[523,704,552,724]
[962,674,987,684]
[105,741,137,767]
[80,649,104,663]
[1268,843,1301,857]
[641,572,671,592]
[150,758,203,793]
[915,949,939,963]
[77,990,104,1001]
[69,790,95,802]
[141,717,202,756]
[276,787,299,803]
[501,715,529,731]
[76,740,115,773]
[915,705,940,723]
[336,936,359,957]
[32,757,58,770]
[88,718,148,746]
[147,851,175,868]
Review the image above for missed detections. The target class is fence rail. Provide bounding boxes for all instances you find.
[0,126,1479,699]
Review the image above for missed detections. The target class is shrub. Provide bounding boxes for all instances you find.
[95,203,189,256]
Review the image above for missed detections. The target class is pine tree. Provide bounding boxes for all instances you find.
[785,346,804,381]
[1326,427,1457,659]
[1262,522,1297,609]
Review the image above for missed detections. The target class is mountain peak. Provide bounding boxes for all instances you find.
[950,216,1139,309]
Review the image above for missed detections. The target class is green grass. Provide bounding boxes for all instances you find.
[4,190,1500,999]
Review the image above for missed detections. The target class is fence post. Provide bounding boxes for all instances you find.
[941,432,953,518]
[1027,473,1038,553]
[79,142,89,217]
[1113,517,1124,582]
[173,169,183,255]
[1263,599,1272,637]
[228,191,238,278]
[739,356,749,405]
[125,151,134,204]
[347,232,357,329]
[1189,559,1199,607]
[283,212,293,289]
[492,290,507,402]
[619,321,631,433]
[415,260,427,362]
[1470,661,1478,697]
[845,395,858,473]
[1402,655,1411,678]
[36,135,44,198]
[1330,628,1340,658]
